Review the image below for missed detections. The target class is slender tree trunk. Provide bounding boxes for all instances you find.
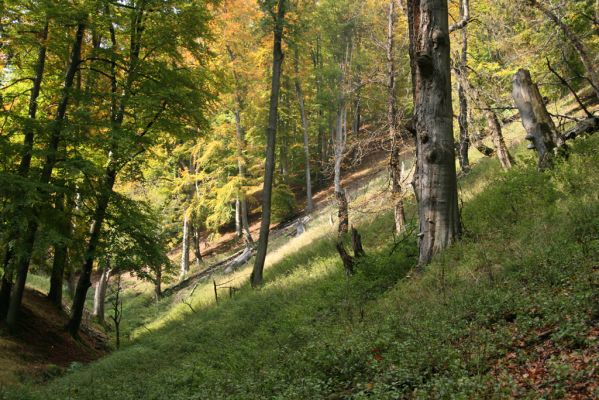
[191,222,203,266]
[180,212,191,278]
[92,265,111,324]
[407,0,461,266]
[294,49,314,213]
[154,266,162,300]
[67,168,116,337]
[235,199,242,237]
[528,0,599,101]
[6,23,85,331]
[252,0,286,288]
[48,192,71,307]
[456,0,470,172]
[387,0,407,234]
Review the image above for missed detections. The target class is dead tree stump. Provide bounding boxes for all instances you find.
[512,69,563,169]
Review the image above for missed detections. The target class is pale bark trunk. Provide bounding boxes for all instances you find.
[407,0,461,266]
[387,0,407,234]
[191,222,203,266]
[512,68,563,170]
[7,23,85,331]
[294,50,314,213]
[252,0,286,287]
[92,266,111,324]
[528,0,599,101]
[235,198,242,237]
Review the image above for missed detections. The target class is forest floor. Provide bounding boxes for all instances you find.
[0,289,107,386]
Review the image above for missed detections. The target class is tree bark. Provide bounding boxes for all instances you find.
[92,265,111,324]
[456,0,470,172]
[191,222,203,266]
[336,190,349,236]
[387,0,407,234]
[251,0,286,288]
[512,68,563,170]
[0,251,13,319]
[407,0,461,266]
[527,0,599,101]
[294,49,314,213]
[180,212,191,278]
[6,23,85,331]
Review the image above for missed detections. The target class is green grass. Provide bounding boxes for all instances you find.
[3,133,599,399]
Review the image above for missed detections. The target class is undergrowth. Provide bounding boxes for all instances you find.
[2,134,598,399]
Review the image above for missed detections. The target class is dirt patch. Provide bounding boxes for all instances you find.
[0,289,108,385]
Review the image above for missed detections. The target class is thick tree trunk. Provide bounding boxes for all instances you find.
[387,0,407,234]
[92,265,111,324]
[6,23,85,331]
[528,0,599,101]
[336,190,349,236]
[294,50,314,213]
[251,0,286,288]
[48,192,71,307]
[180,213,191,278]
[512,68,563,170]
[407,0,461,266]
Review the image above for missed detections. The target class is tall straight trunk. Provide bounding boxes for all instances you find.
[528,0,599,101]
[92,265,111,324]
[387,0,407,234]
[251,0,286,288]
[407,0,461,266]
[154,266,162,300]
[453,66,513,170]
[456,0,470,172]
[180,213,191,278]
[67,168,116,336]
[48,192,71,307]
[6,23,85,331]
[294,49,314,213]
[190,221,203,266]
[235,198,242,237]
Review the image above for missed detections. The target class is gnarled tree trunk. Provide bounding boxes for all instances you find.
[512,68,563,170]
[407,0,461,266]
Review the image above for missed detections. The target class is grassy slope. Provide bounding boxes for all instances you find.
[4,128,599,398]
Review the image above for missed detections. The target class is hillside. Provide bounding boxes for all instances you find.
[2,123,598,398]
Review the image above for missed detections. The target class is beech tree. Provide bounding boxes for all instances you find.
[407,0,461,265]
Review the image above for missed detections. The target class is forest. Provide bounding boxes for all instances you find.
[0,0,598,398]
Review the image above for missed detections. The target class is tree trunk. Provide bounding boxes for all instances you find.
[191,222,203,266]
[6,23,85,331]
[48,192,71,307]
[235,198,242,238]
[336,190,349,236]
[92,265,111,324]
[387,0,407,234]
[0,252,13,319]
[180,212,191,278]
[294,49,314,213]
[456,0,470,172]
[528,0,599,101]
[154,266,162,300]
[407,0,461,266]
[251,0,286,288]
[512,68,563,170]
[67,167,116,337]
